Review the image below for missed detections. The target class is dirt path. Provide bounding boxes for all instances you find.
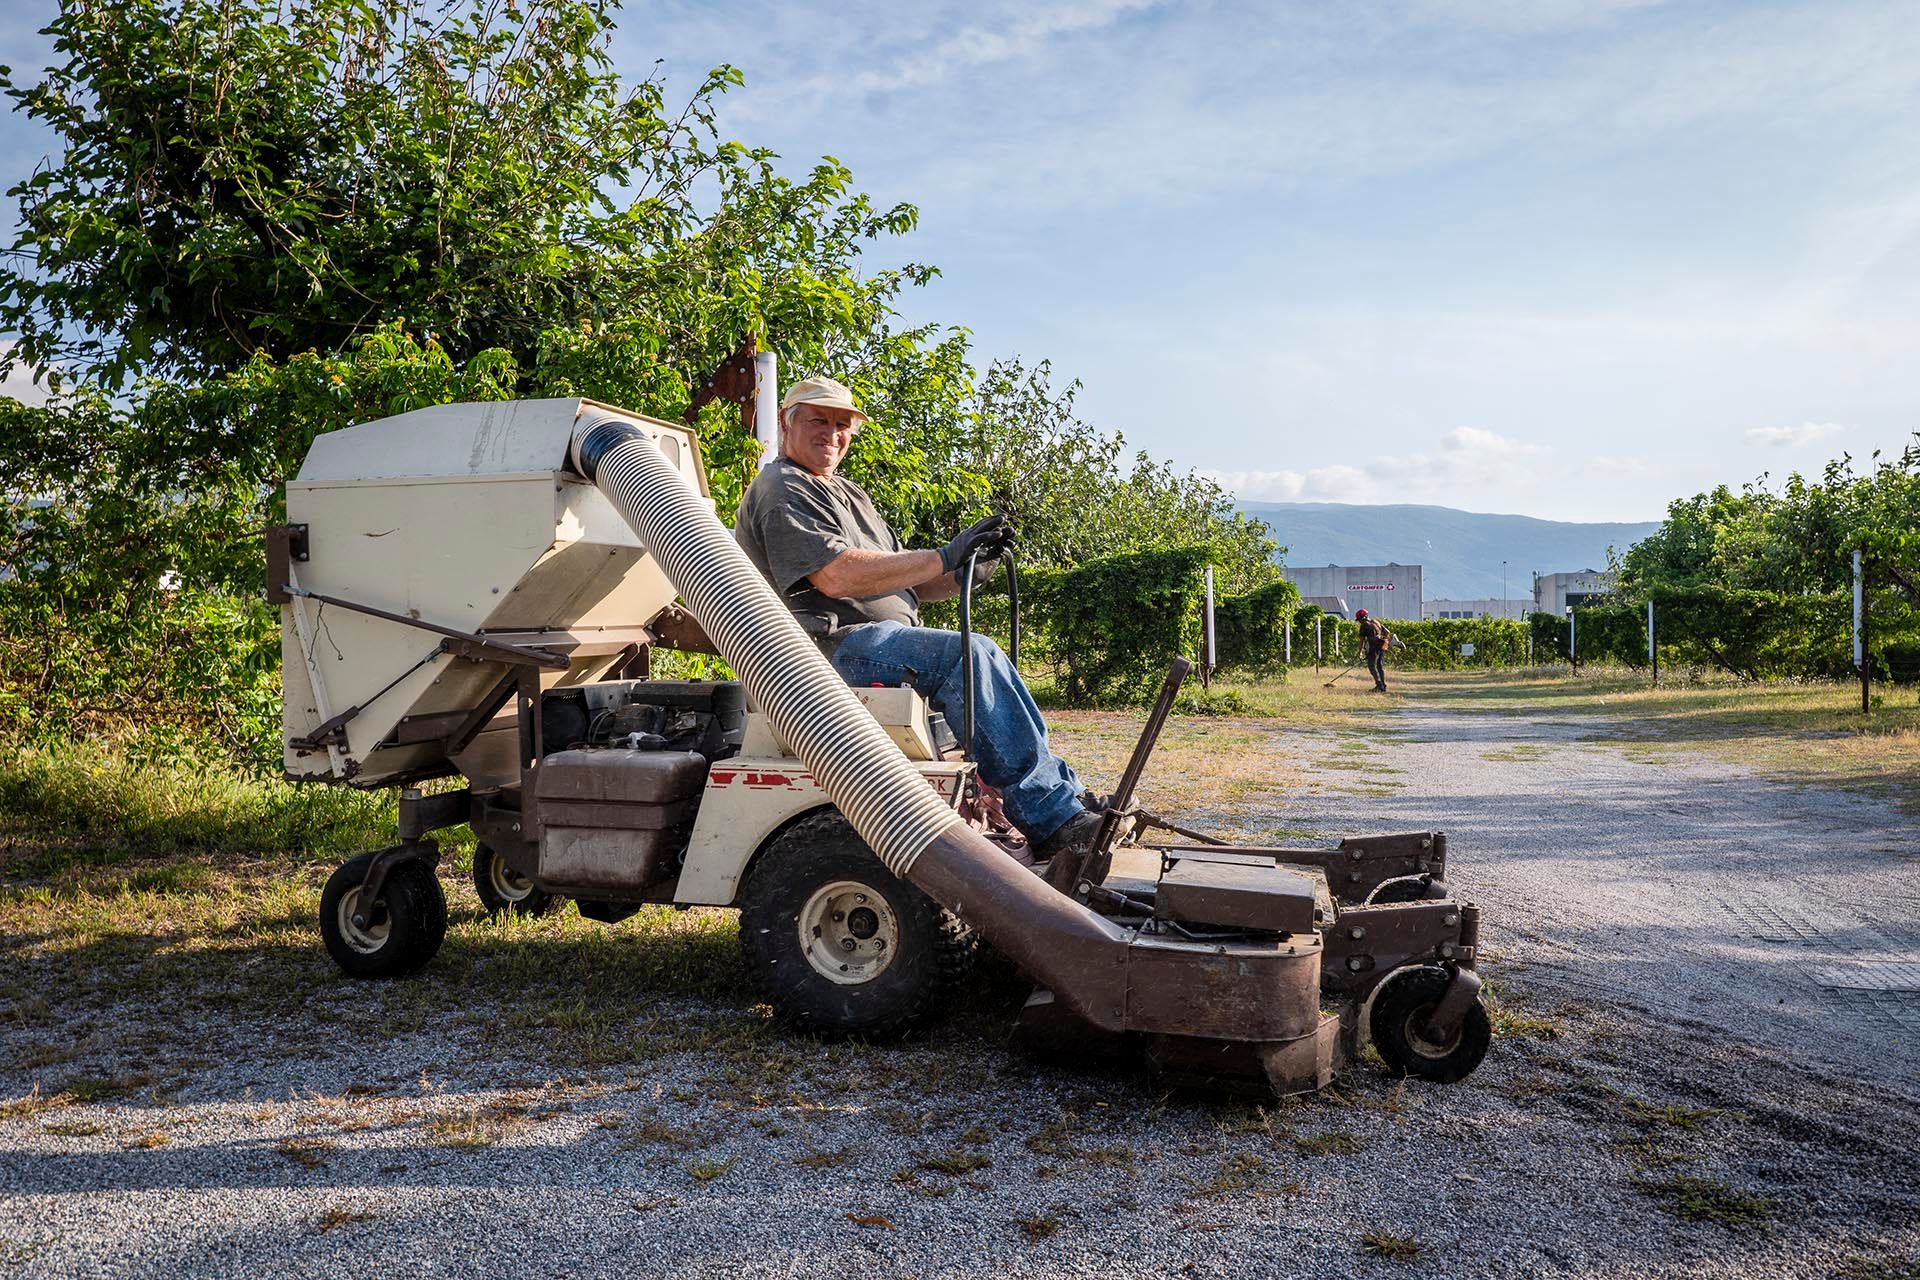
[1300,692,1920,1095]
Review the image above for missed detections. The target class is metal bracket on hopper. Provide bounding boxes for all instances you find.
[278,585,571,670]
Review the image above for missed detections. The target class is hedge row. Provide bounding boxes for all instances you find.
[1527,586,1920,681]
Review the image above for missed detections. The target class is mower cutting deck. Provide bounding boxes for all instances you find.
[276,398,1491,1095]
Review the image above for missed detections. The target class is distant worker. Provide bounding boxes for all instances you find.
[733,375,1105,864]
[1355,608,1395,693]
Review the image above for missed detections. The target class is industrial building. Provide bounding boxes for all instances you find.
[1533,570,1617,614]
[1422,598,1534,620]
[1285,564,1423,621]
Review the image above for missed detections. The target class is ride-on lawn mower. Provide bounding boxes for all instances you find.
[275,398,1490,1094]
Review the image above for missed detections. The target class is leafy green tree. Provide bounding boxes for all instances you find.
[0,0,934,393]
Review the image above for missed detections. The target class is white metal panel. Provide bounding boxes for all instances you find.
[297,399,582,482]
[739,689,936,760]
[673,758,969,906]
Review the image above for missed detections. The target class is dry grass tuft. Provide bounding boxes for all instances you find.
[275,1136,334,1169]
[1360,1229,1423,1261]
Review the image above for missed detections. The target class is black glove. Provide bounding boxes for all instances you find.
[941,514,1011,574]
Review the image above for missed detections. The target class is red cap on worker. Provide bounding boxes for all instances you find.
[1354,608,1369,619]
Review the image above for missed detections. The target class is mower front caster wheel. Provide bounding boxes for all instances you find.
[1369,965,1491,1083]
[320,852,448,979]
[473,842,559,918]
[740,810,976,1040]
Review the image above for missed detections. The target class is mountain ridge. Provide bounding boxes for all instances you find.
[1235,501,1661,601]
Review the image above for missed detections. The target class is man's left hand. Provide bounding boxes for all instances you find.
[955,522,1016,589]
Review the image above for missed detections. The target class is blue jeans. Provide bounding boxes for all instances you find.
[831,621,1084,843]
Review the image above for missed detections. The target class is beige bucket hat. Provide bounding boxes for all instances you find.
[780,375,869,425]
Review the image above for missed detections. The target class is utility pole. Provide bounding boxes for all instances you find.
[1566,606,1577,671]
[1502,560,1508,619]
[1315,615,1323,670]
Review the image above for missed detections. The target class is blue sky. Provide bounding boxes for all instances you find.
[5,0,1918,521]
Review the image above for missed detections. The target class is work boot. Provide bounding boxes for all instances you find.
[1037,810,1103,893]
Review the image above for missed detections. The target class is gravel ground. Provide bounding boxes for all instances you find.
[4,693,1919,1279]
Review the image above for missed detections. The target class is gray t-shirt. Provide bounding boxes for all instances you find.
[734,457,921,637]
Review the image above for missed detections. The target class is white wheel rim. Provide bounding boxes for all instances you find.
[485,851,537,903]
[797,880,899,986]
[1405,1002,1460,1057]
[336,886,390,954]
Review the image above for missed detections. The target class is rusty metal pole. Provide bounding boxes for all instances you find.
[1202,566,1215,690]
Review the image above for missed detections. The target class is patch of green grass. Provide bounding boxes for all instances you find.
[1631,1175,1772,1226]
[1016,1213,1061,1243]
[919,1149,993,1176]
[1193,1152,1266,1198]
[1614,1136,1695,1169]
[686,1156,736,1183]
[42,1118,104,1137]
[0,741,397,872]
[61,1073,150,1104]
[1623,1100,1719,1132]
[1360,1230,1422,1261]
[1295,1130,1363,1157]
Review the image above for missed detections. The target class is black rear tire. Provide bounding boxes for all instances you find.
[1367,876,1432,904]
[472,842,559,918]
[739,810,976,1040]
[1369,964,1491,1083]
[320,852,448,979]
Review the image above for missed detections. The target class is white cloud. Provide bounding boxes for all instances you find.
[1590,455,1652,475]
[1438,426,1543,456]
[1201,464,1371,501]
[0,343,50,408]
[1743,421,1845,447]
[826,0,1163,97]
[1206,428,1548,502]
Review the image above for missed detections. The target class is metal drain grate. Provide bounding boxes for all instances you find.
[1821,988,1920,1038]
[1810,960,1920,992]
[1716,895,1860,950]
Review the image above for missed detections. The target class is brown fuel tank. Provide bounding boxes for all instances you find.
[533,749,709,894]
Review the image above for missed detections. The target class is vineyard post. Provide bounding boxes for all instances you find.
[1202,565,1215,691]
[1567,606,1577,671]
[1854,548,1867,715]
[1647,598,1657,686]
[1315,616,1323,669]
